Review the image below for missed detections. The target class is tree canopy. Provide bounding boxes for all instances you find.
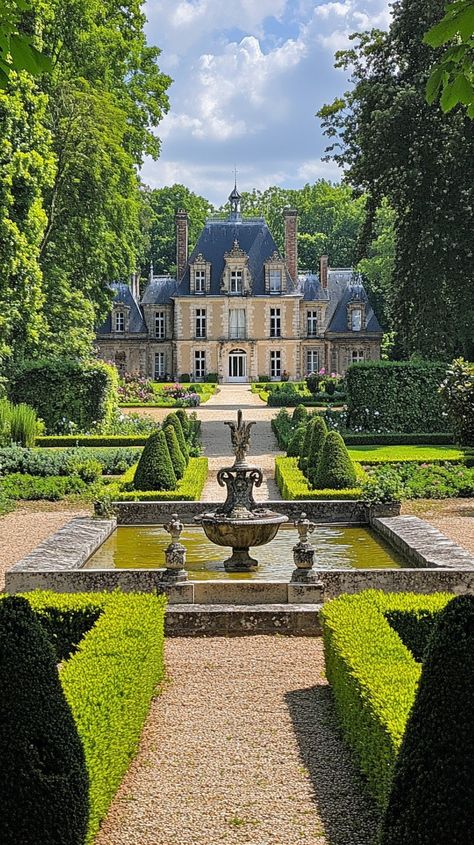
[424,0,474,116]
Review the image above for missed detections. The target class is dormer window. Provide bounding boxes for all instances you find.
[269,269,282,293]
[190,253,211,294]
[115,311,125,333]
[351,308,362,331]
[230,270,243,294]
[195,270,206,293]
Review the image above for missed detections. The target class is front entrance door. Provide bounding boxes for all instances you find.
[228,350,247,382]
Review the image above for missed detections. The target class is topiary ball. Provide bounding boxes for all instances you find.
[164,424,186,480]
[133,430,177,491]
[313,430,356,489]
[379,594,474,845]
[0,596,89,845]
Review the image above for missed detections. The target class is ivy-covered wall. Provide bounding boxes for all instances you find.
[346,361,449,433]
[8,359,119,435]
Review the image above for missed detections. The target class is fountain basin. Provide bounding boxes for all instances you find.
[198,511,289,571]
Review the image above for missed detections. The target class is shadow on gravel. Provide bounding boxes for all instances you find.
[285,685,380,845]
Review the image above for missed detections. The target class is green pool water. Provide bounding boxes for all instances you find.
[85,524,404,580]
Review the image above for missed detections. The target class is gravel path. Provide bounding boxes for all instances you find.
[96,637,379,845]
[0,503,87,591]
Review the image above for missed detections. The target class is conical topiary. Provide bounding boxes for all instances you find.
[379,594,474,845]
[307,416,328,485]
[298,417,316,472]
[175,408,190,436]
[313,431,356,489]
[292,404,308,425]
[134,430,177,491]
[164,424,186,479]
[287,425,306,458]
[163,412,188,462]
[0,596,89,845]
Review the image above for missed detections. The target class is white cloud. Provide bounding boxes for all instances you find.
[297,158,341,181]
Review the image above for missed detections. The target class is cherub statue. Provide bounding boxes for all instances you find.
[224,409,256,466]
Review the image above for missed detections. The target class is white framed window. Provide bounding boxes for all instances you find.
[229,309,246,339]
[351,308,362,331]
[270,350,281,379]
[352,349,365,364]
[230,269,243,294]
[195,269,206,293]
[115,311,125,332]
[194,350,206,379]
[195,308,206,338]
[269,269,281,293]
[306,349,319,374]
[154,352,165,379]
[155,311,165,339]
[270,308,281,338]
[307,310,318,337]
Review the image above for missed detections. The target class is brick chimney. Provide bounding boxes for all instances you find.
[284,208,298,284]
[320,254,329,289]
[175,210,189,281]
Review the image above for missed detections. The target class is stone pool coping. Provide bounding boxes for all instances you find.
[6,511,474,602]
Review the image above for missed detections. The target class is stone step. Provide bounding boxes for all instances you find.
[165,603,322,637]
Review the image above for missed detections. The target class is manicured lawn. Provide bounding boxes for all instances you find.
[348,445,468,464]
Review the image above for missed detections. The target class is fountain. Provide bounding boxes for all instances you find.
[196,410,289,571]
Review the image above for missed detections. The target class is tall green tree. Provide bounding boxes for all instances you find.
[319,0,474,359]
[141,184,212,277]
[0,0,52,87]
[424,0,474,117]
[357,199,396,329]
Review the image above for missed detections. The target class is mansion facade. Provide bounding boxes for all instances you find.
[96,186,382,382]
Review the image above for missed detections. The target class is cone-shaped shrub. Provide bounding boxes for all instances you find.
[134,430,177,491]
[298,417,316,472]
[380,594,474,845]
[287,425,306,457]
[307,416,328,485]
[292,404,308,425]
[0,596,89,845]
[164,424,186,479]
[163,412,188,461]
[314,431,356,489]
[175,408,190,436]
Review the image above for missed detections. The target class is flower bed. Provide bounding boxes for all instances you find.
[119,382,217,408]
[320,591,452,807]
[5,590,166,844]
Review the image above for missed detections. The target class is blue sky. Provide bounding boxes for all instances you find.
[142,1,392,205]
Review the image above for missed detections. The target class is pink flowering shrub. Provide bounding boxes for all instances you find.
[118,373,154,404]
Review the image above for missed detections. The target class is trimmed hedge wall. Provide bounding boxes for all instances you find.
[9,359,119,435]
[320,591,452,808]
[346,361,449,433]
[37,435,149,447]
[275,456,364,500]
[17,591,166,845]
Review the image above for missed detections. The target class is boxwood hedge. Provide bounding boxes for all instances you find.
[14,591,166,844]
[104,456,208,502]
[320,590,452,807]
[275,456,364,500]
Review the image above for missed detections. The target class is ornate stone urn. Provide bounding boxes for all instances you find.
[196,410,288,571]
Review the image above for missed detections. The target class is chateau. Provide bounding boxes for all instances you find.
[96,185,382,381]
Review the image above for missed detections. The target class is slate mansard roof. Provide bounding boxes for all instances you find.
[176,217,295,296]
[97,216,382,336]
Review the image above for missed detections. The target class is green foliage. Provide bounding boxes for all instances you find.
[9,359,119,435]
[356,199,396,331]
[36,435,149,447]
[346,361,449,433]
[271,409,294,450]
[292,404,308,425]
[307,416,328,484]
[0,595,88,845]
[439,357,474,445]
[380,595,474,844]
[287,425,307,458]
[141,184,212,276]
[19,590,166,844]
[348,445,466,464]
[343,432,454,445]
[320,591,452,808]
[9,402,39,447]
[319,0,474,359]
[175,408,190,436]
[0,490,15,516]
[0,1,52,87]
[133,430,176,492]
[298,416,316,472]
[163,424,186,480]
[424,0,474,118]
[163,412,188,461]
[365,462,474,501]
[314,431,357,490]
[0,446,140,477]
[0,472,88,501]
[108,456,208,502]
[275,456,362,500]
